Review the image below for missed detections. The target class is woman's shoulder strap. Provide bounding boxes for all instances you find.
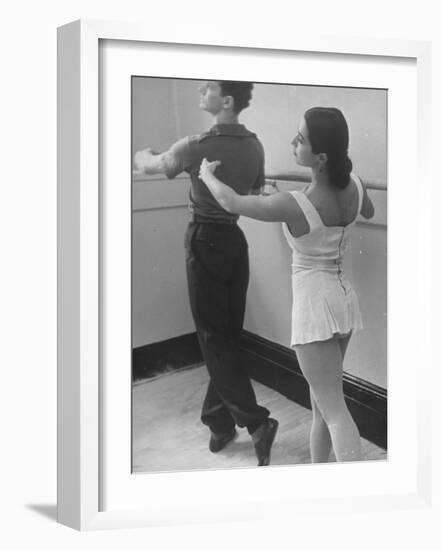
[289,190,323,228]
[351,174,364,215]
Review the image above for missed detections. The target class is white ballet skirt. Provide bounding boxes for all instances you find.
[282,175,364,346]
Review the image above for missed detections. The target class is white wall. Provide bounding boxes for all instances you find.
[132,76,387,387]
[132,77,209,154]
[132,175,194,347]
[241,84,387,182]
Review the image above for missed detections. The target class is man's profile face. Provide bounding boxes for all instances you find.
[198,81,226,115]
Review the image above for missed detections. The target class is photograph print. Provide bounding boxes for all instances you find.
[131,76,387,474]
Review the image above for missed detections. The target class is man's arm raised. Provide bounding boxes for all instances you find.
[134,137,192,179]
[134,148,168,175]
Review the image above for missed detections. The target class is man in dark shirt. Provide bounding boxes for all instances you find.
[134,80,278,466]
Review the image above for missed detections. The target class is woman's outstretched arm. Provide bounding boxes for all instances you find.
[360,180,375,219]
[199,158,301,223]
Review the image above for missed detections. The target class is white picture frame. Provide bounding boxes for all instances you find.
[57,19,432,531]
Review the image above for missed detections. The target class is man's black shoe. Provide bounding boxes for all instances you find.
[209,429,237,453]
[252,418,279,466]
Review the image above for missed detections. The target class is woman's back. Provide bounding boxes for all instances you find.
[283,174,364,266]
[304,177,360,228]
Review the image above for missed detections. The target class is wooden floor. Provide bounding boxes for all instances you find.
[132,365,387,474]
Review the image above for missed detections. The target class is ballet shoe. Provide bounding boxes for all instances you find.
[252,418,279,466]
[209,428,237,453]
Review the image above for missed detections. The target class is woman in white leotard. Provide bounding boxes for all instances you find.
[199,107,375,463]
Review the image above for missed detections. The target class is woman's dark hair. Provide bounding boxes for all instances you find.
[218,81,254,113]
[304,107,353,189]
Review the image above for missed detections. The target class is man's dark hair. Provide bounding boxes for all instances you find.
[218,81,254,113]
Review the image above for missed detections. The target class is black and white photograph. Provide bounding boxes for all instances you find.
[131,77,388,474]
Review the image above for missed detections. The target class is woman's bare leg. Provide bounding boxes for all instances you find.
[337,331,352,361]
[309,389,332,463]
[295,336,361,462]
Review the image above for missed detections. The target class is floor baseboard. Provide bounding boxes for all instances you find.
[132,333,203,381]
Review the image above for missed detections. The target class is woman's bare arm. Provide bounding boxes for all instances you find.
[199,159,300,223]
[360,180,375,219]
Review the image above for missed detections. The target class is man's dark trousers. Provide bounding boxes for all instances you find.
[185,220,269,436]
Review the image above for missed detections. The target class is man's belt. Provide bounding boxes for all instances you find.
[191,214,237,225]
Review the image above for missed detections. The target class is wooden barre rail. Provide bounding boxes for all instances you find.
[133,171,386,191]
[266,172,386,191]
